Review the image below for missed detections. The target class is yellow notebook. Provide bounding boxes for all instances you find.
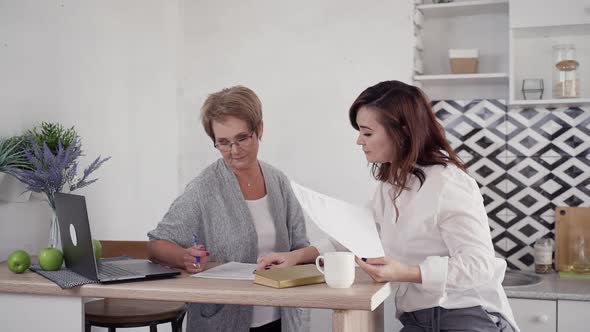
[254,264,325,289]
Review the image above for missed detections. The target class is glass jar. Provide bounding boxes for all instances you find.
[553,44,580,98]
[571,236,590,273]
[534,238,554,274]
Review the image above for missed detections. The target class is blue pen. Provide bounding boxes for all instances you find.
[192,234,201,270]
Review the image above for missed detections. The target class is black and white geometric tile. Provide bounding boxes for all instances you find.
[507,107,590,157]
[432,100,590,270]
[434,99,507,162]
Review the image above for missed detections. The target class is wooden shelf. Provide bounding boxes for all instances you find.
[414,73,509,83]
[509,98,590,108]
[416,0,508,18]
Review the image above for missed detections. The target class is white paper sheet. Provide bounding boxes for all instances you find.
[290,181,385,258]
[191,262,256,280]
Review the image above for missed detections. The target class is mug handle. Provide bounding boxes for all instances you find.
[315,255,325,275]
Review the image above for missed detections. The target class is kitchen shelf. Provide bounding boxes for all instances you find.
[510,25,590,101]
[417,0,509,18]
[509,98,590,108]
[513,24,590,39]
[414,73,509,83]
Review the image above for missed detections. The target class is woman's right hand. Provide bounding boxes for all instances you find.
[183,244,209,274]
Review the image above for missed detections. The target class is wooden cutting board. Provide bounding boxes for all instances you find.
[555,207,590,272]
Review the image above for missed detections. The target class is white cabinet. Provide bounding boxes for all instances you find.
[412,0,590,107]
[510,0,590,28]
[508,0,590,107]
[557,300,590,332]
[413,0,509,100]
[509,298,556,332]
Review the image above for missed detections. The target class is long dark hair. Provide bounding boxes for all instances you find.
[349,80,465,212]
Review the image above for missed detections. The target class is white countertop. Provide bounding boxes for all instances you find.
[505,271,590,301]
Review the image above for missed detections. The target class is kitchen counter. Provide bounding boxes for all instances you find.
[505,271,590,301]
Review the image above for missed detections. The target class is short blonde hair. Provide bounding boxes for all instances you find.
[200,86,263,141]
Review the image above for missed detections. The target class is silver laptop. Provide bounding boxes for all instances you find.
[54,192,181,283]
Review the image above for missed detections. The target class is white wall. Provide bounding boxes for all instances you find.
[0,0,180,260]
[1,1,413,331]
[180,0,413,202]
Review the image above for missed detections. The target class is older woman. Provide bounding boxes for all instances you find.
[147,86,316,332]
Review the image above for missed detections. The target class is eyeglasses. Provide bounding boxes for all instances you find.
[214,132,256,152]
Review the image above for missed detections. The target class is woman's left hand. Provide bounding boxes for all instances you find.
[355,256,422,283]
[256,251,299,271]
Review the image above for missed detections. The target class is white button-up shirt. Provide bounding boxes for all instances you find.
[316,164,518,331]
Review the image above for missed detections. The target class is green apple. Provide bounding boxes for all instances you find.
[92,239,102,261]
[7,250,31,273]
[38,247,63,271]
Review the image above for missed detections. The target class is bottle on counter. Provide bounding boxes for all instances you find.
[534,238,554,274]
[571,236,590,274]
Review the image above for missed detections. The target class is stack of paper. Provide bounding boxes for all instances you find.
[191,262,257,280]
[290,181,384,258]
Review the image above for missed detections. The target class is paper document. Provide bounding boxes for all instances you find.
[191,262,256,280]
[290,181,385,258]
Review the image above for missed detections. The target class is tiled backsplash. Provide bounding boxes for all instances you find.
[432,99,590,270]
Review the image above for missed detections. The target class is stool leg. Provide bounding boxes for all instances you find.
[171,319,181,332]
[149,323,158,332]
[172,311,186,332]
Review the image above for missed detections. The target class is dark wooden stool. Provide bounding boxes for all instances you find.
[85,298,186,332]
[85,240,187,332]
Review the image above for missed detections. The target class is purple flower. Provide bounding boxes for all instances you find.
[7,137,110,207]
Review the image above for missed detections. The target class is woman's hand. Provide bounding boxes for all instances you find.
[255,247,320,272]
[355,256,422,283]
[256,251,299,271]
[183,244,210,274]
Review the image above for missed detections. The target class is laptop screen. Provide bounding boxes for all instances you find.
[54,192,100,281]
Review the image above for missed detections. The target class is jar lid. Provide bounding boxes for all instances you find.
[535,238,554,247]
[556,59,579,71]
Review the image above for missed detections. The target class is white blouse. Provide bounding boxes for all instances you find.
[246,195,281,328]
[316,164,518,331]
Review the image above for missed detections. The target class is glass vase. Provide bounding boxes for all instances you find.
[49,208,62,249]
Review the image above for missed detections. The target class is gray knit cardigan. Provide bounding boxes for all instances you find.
[148,158,310,332]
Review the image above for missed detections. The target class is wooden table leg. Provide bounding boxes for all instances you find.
[332,303,384,332]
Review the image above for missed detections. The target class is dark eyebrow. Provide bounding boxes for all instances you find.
[216,131,250,141]
[359,125,374,131]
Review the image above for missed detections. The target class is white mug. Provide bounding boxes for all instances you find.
[315,252,355,288]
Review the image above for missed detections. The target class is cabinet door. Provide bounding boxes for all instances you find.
[558,300,590,332]
[510,0,590,28]
[508,298,556,332]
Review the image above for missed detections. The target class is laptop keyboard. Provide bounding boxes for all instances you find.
[97,263,137,280]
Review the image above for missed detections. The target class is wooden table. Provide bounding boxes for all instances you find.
[0,262,390,332]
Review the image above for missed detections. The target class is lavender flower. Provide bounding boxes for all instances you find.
[7,136,110,207]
